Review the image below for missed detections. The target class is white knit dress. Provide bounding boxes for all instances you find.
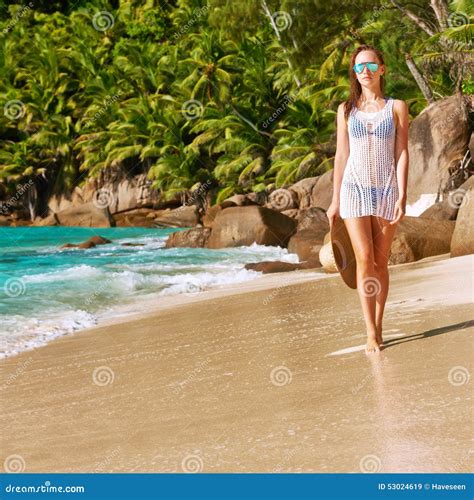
[339,96,399,221]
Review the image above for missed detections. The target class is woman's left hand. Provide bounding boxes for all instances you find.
[389,198,406,225]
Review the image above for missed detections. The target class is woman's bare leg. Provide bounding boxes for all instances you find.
[370,216,399,345]
[342,216,380,353]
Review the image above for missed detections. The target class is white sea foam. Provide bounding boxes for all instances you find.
[0,310,98,359]
[0,265,265,359]
[158,267,261,295]
[23,264,104,283]
[2,232,305,359]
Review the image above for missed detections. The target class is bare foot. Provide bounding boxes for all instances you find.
[365,334,381,354]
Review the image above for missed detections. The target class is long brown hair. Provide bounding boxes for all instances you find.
[343,45,386,122]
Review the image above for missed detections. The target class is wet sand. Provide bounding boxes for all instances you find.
[1,253,473,473]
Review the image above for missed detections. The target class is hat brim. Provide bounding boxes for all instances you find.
[330,216,357,289]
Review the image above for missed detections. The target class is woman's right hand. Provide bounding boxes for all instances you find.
[326,200,340,227]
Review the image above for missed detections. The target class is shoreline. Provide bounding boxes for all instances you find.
[44,251,468,336]
[18,251,463,344]
[1,224,312,360]
[1,266,328,361]
[76,267,328,331]
[1,252,472,472]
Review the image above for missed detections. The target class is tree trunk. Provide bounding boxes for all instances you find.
[429,0,449,30]
[27,184,37,221]
[390,0,437,36]
[260,0,301,88]
[404,52,435,103]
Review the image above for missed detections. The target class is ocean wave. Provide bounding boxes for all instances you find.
[0,309,98,359]
[2,227,304,359]
[23,264,104,283]
[158,267,261,295]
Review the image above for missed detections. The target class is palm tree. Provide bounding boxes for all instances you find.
[0,0,467,215]
[177,30,244,105]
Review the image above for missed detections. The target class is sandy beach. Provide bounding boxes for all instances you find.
[1,253,472,473]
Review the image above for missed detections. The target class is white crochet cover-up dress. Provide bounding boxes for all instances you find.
[339,96,399,221]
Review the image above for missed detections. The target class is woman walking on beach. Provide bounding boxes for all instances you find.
[327,44,409,354]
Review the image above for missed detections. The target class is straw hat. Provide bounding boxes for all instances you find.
[330,215,357,289]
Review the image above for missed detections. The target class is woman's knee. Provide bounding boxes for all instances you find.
[355,250,375,271]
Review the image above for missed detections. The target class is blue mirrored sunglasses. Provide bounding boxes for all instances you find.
[353,62,379,74]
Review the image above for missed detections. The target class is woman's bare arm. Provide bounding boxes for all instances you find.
[332,103,350,204]
[393,99,409,203]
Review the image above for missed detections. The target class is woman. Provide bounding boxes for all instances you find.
[327,44,409,354]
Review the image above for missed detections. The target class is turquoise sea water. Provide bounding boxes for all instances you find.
[0,226,303,358]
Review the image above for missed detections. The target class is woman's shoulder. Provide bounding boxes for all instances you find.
[337,101,349,112]
[338,98,354,108]
[390,98,409,128]
[337,99,355,117]
[337,100,354,126]
[391,98,409,112]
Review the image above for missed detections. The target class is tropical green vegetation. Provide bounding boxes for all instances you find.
[0,0,472,212]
